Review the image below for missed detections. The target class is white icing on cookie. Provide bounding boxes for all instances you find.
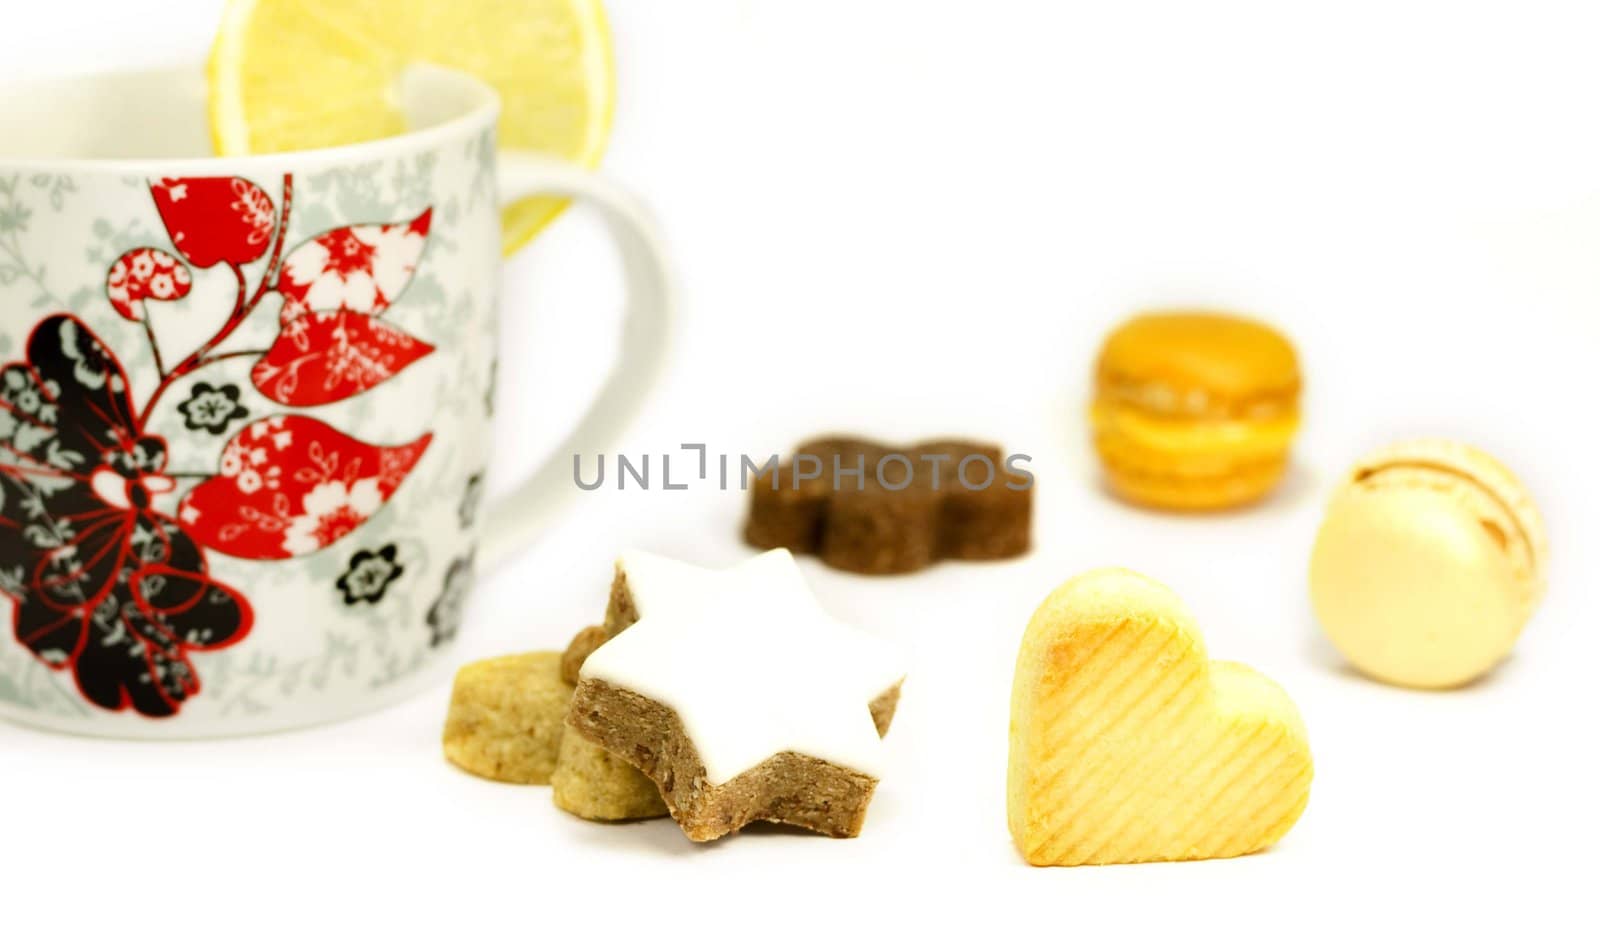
[579,548,906,785]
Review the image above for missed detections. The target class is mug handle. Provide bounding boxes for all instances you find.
[477,153,674,569]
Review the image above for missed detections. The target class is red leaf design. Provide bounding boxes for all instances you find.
[250,311,435,406]
[276,208,432,321]
[150,177,276,268]
[176,416,432,560]
[105,247,193,320]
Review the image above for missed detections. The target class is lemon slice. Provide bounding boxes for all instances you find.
[208,0,614,253]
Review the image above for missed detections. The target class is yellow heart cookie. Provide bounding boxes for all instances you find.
[1007,569,1312,866]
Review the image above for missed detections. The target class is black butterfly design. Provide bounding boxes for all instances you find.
[0,314,251,717]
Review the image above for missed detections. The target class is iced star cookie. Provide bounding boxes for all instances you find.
[1008,569,1312,865]
[442,652,571,784]
[567,549,906,841]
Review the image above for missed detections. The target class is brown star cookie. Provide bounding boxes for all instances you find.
[567,549,907,841]
[744,436,1033,574]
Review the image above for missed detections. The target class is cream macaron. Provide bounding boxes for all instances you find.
[1309,440,1547,689]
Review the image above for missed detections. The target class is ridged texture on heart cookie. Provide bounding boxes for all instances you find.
[1008,569,1312,866]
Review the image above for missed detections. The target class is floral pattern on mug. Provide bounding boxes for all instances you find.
[105,247,192,320]
[176,382,249,436]
[458,472,484,529]
[426,553,474,647]
[336,544,404,605]
[0,172,440,718]
[0,315,252,717]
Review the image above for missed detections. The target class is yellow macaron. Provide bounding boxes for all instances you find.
[1309,440,1547,689]
[1091,311,1302,510]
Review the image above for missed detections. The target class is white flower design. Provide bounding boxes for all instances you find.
[281,478,383,556]
[278,215,429,318]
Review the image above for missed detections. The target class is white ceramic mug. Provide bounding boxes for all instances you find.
[0,65,671,738]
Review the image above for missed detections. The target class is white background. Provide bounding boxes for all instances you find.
[3,0,1598,930]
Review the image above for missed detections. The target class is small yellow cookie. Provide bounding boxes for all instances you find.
[551,729,669,821]
[442,652,571,784]
[561,625,609,685]
[1008,569,1312,866]
[553,622,669,820]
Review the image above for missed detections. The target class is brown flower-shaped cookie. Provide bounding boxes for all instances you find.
[745,436,1033,574]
